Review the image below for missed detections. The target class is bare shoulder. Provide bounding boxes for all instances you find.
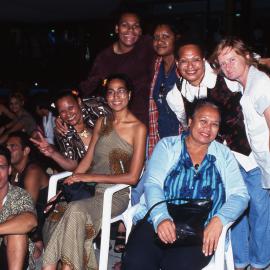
[128,115,147,137]
[27,163,46,175]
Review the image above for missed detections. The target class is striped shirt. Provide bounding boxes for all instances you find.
[164,134,225,222]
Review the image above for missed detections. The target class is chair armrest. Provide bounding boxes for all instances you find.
[47,171,72,201]
[215,221,234,259]
[203,221,234,270]
[99,184,130,270]
[103,184,130,198]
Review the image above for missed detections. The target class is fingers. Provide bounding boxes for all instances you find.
[157,220,176,244]
[64,174,79,185]
[203,234,216,256]
[30,137,41,146]
[37,131,46,142]
[202,216,223,256]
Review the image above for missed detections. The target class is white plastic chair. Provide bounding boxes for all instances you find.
[120,207,234,270]
[99,184,138,270]
[47,171,72,201]
[47,171,135,270]
[202,221,234,270]
[99,168,145,270]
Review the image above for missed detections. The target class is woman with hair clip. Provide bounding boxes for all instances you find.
[212,36,270,270]
[31,90,110,171]
[42,74,146,270]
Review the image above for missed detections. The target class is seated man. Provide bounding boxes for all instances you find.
[0,145,37,270]
[6,131,49,266]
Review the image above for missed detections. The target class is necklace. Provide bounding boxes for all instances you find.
[78,129,90,138]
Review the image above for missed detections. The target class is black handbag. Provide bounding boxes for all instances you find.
[59,182,96,203]
[143,198,212,247]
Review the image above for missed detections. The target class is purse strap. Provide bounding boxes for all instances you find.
[142,198,208,223]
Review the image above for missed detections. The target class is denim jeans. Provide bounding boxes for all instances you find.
[231,166,270,269]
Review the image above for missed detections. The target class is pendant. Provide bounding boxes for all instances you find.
[78,129,89,138]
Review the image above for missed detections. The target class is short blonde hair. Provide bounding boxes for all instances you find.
[210,36,257,72]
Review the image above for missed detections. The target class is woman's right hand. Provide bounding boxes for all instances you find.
[30,131,55,157]
[157,219,176,244]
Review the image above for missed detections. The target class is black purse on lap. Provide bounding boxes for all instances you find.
[59,182,96,203]
[143,198,212,247]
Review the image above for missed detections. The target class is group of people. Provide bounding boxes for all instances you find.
[0,9,270,270]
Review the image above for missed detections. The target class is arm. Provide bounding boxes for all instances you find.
[24,165,47,204]
[0,121,25,144]
[259,58,270,69]
[215,148,249,226]
[144,138,178,231]
[30,132,78,171]
[0,104,16,120]
[0,212,37,235]
[79,52,106,98]
[263,106,270,151]
[67,122,147,185]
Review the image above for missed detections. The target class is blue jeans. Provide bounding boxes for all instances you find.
[231,166,270,269]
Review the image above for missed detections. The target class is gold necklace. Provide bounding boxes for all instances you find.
[78,129,89,138]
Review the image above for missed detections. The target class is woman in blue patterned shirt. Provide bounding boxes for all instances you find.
[122,101,249,270]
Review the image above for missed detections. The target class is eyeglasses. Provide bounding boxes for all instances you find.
[0,164,9,170]
[178,57,203,68]
[106,88,128,98]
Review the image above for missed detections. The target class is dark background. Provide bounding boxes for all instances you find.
[0,0,269,95]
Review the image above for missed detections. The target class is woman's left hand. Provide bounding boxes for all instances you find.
[202,216,223,256]
[64,173,87,185]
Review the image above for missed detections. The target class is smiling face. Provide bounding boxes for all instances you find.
[153,24,175,57]
[177,44,205,86]
[56,96,83,127]
[115,13,142,49]
[106,78,130,112]
[9,97,24,114]
[188,105,220,146]
[217,47,250,86]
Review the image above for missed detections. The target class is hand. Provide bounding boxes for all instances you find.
[33,240,43,259]
[202,216,223,256]
[64,173,84,185]
[259,57,270,68]
[55,116,68,136]
[157,219,176,244]
[30,131,55,157]
[44,191,62,214]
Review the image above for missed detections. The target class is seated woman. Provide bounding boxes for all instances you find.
[122,101,249,270]
[0,92,37,144]
[31,90,110,171]
[42,74,147,270]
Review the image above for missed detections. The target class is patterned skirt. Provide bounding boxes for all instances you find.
[42,189,129,270]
